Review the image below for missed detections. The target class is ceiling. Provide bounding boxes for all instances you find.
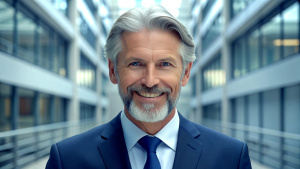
[102,0,196,31]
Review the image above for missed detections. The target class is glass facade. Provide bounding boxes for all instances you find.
[18,88,35,129]
[203,102,221,120]
[231,0,254,18]
[47,0,69,16]
[248,29,260,71]
[193,0,300,168]
[0,0,68,77]
[80,102,95,120]
[79,13,96,49]
[0,83,67,132]
[0,0,14,54]
[101,73,108,96]
[84,0,97,18]
[17,7,36,63]
[202,102,222,131]
[0,0,110,167]
[78,52,97,91]
[231,84,300,168]
[283,2,299,57]
[232,1,300,79]
[262,14,281,66]
[192,76,197,97]
[202,0,216,20]
[202,54,224,91]
[0,84,12,132]
[202,14,223,53]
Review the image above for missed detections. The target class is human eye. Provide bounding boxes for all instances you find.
[161,62,171,67]
[129,61,142,66]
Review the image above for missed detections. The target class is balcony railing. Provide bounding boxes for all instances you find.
[0,120,100,169]
[202,119,300,169]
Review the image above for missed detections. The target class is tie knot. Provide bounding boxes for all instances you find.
[138,136,161,153]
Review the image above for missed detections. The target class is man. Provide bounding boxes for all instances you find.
[46,6,252,169]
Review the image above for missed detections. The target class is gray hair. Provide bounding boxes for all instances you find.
[104,6,196,67]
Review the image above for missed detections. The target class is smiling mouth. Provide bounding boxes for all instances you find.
[136,91,164,98]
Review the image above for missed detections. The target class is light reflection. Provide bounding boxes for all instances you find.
[77,70,95,87]
[273,39,299,46]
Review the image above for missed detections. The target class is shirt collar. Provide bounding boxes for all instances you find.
[120,109,180,151]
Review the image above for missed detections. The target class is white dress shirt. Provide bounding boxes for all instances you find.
[120,110,180,169]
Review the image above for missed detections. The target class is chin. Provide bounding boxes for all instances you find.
[129,101,170,123]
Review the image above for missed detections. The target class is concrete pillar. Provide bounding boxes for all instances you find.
[221,0,231,135]
[67,0,79,121]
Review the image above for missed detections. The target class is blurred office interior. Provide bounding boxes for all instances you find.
[0,0,299,168]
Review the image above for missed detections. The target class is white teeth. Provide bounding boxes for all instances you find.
[138,91,161,98]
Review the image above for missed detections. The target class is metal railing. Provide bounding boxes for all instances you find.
[0,120,100,169]
[0,37,13,55]
[202,119,300,169]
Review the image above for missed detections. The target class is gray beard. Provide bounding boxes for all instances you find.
[128,100,169,122]
[118,84,181,123]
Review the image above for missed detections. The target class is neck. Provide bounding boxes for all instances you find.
[124,108,176,135]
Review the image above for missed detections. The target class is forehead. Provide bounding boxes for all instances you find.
[121,29,181,51]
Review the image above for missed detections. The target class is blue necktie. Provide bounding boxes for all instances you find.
[138,136,162,169]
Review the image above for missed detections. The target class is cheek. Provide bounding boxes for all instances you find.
[118,72,141,91]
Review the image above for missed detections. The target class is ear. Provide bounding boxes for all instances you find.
[108,59,118,84]
[181,62,193,86]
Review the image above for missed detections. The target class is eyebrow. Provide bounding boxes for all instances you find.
[126,56,177,63]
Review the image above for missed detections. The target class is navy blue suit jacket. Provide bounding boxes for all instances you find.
[46,113,252,169]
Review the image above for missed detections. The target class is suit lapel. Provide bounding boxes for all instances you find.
[97,114,131,169]
[173,114,203,169]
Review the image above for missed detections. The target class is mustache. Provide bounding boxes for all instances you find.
[127,85,171,95]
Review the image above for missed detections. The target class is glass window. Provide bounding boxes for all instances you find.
[231,0,254,18]
[262,14,281,66]
[54,97,66,122]
[39,93,50,125]
[247,93,260,159]
[202,54,224,91]
[262,89,281,167]
[283,85,300,169]
[80,102,95,120]
[102,107,107,124]
[50,0,69,16]
[232,1,300,80]
[235,97,245,124]
[202,102,221,131]
[234,97,246,141]
[79,13,96,49]
[284,85,300,134]
[202,14,223,54]
[101,73,108,96]
[0,83,12,132]
[248,94,259,127]
[192,76,197,97]
[283,2,299,57]
[78,53,96,90]
[0,1,14,54]
[53,34,59,73]
[17,8,36,63]
[38,24,51,69]
[262,89,280,130]
[248,29,260,71]
[84,0,97,18]
[233,38,246,78]
[203,103,221,120]
[202,0,216,20]
[57,36,67,77]
[18,88,34,129]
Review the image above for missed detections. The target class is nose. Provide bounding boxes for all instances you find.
[141,64,160,88]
